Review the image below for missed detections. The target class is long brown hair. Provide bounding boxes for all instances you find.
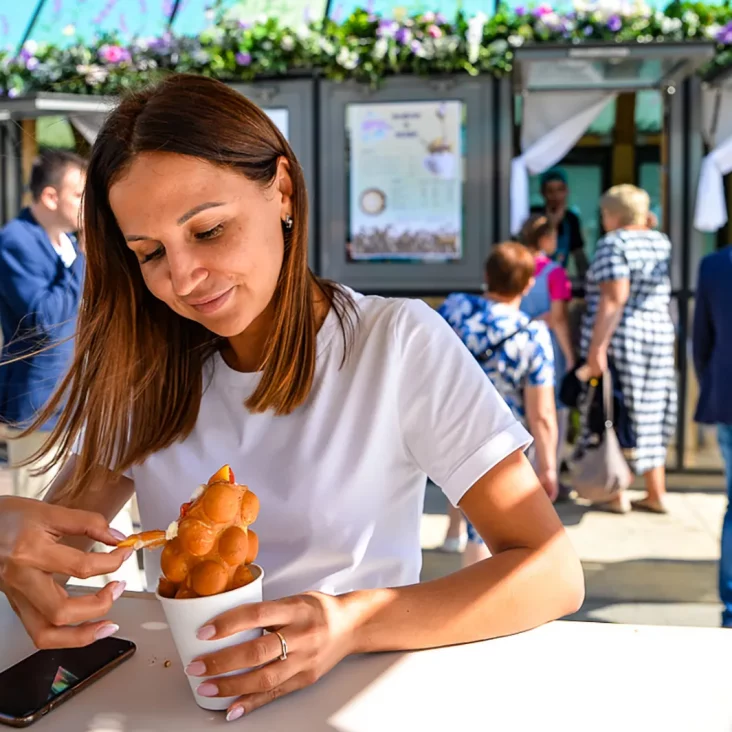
[22,73,355,497]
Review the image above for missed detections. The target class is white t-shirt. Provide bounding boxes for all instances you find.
[127,292,531,599]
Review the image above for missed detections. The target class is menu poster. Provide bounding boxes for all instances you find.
[346,100,464,262]
[265,108,289,141]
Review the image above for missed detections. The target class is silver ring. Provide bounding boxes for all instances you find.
[275,631,288,661]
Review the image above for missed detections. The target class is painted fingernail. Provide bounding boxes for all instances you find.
[197,683,218,697]
[185,661,206,676]
[95,623,119,641]
[226,707,244,722]
[111,581,126,601]
[196,625,216,640]
[109,528,127,542]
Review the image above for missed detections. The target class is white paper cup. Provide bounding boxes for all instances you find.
[156,565,264,711]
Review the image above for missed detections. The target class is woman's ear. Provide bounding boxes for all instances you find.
[276,157,293,218]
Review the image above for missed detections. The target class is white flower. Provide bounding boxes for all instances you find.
[654,10,665,23]
[204,8,215,21]
[62,24,75,37]
[660,16,682,34]
[193,49,210,64]
[372,37,389,60]
[336,46,358,70]
[508,34,525,47]
[76,64,109,85]
[295,24,311,41]
[467,11,487,43]
[682,10,699,25]
[574,0,589,14]
[319,38,335,55]
[23,40,38,55]
[256,13,268,24]
[489,38,508,54]
[705,23,722,39]
[281,35,295,51]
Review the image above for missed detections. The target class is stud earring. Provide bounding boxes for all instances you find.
[283,214,293,230]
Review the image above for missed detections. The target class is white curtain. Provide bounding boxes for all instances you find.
[510,91,616,235]
[69,113,109,144]
[695,87,732,232]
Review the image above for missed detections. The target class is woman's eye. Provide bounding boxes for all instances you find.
[195,223,224,241]
[141,246,164,264]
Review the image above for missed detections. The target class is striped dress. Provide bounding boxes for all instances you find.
[580,228,677,475]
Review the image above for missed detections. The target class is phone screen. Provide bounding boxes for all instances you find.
[0,637,136,725]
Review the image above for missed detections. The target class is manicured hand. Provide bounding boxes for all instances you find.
[185,592,359,721]
[0,496,132,649]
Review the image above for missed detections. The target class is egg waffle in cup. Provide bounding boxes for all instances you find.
[121,465,264,710]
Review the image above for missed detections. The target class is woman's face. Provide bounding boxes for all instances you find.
[539,231,557,257]
[109,152,291,338]
[601,208,622,234]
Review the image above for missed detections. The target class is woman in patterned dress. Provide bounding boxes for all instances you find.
[581,185,677,514]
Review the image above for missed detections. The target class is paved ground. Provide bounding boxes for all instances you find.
[1,462,727,627]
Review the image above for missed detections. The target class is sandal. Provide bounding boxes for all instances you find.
[631,498,669,515]
[594,494,631,514]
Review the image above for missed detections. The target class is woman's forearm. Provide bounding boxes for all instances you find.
[589,296,624,355]
[528,412,558,475]
[343,537,583,653]
[549,302,575,367]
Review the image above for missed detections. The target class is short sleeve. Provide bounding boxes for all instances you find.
[547,266,572,301]
[395,300,532,507]
[592,239,630,283]
[526,324,555,387]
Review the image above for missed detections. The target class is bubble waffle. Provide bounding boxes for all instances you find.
[118,464,259,599]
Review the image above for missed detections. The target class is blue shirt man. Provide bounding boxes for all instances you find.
[0,149,86,496]
[693,245,732,627]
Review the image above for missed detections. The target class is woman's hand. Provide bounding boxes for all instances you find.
[185,592,359,721]
[0,496,133,649]
[586,347,607,378]
[537,468,559,503]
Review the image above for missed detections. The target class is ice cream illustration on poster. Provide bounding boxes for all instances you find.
[346,100,464,262]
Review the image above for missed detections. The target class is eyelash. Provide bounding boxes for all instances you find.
[140,224,225,264]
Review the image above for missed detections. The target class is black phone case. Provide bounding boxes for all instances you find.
[0,641,136,728]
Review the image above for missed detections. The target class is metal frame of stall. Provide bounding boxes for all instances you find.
[317,74,497,295]
[503,41,715,472]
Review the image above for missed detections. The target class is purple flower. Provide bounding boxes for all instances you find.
[332,4,343,22]
[395,26,412,44]
[366,0,374,14]
[515,6,526,16]
[435,12,447,24]
[25,56,39,71]
[607,14,622,31]
[238,20,251,29]
[409,39,422,53]
[235,51,252,65]
[583,24,594,35]
[148,32,173,53]
[98,44,131,64]
[8,88,18,98]
[717,22,732,45]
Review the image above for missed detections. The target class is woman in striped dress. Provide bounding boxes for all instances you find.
[581,185,677,514]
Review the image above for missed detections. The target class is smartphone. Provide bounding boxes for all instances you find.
[0,637,136,728]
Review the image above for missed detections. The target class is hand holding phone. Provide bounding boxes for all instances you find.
[0,636,136,727]
[0,496,133,650]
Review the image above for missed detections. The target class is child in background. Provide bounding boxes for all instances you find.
[520,214,576,501]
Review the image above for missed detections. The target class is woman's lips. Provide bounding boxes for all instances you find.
[188,288,234,315]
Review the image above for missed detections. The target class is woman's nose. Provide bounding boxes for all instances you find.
[167,249,208,297]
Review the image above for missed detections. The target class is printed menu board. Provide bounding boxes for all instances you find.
[346,100,464,262]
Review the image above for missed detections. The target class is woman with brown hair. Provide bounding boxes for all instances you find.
[0,75,583,721]
[519,213,576,499]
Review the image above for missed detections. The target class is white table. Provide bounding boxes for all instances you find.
[1,591,731,731]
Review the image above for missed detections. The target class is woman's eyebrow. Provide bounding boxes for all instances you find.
[124,202,226,242]
[177,201,226,225]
